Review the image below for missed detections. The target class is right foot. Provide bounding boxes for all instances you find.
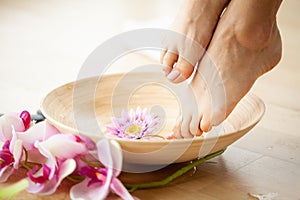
[160,0,229,83]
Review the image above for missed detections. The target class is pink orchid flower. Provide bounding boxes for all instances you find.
[0,129,23,182]
[0,111,32,182]
[0,112,27,141]
[0,111,56,147]
[0,112,61,165]
[26,134,88,195]
[70,139,134,200]
[16,121,60,151]
[15,121,61,164]
[27,159,76,195]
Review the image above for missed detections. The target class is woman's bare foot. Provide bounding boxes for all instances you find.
[173,0,282,138]
[160,0,229,83]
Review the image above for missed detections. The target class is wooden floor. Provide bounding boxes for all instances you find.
[0,0,299,199]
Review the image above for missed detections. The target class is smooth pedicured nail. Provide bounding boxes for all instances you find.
[167,70,180,81]
[163,70,172,77]
[173,74,186,83]
[163,66,172,77]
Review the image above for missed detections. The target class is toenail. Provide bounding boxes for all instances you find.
[163,67,172,77]
[173,74,186,82]
[167,70,180,81]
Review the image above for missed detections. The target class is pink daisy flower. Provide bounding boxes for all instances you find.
[106,107,160,139]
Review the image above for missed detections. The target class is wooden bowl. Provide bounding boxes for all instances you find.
[41,72,265,166]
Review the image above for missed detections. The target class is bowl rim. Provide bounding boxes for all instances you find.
[40,74,266,144]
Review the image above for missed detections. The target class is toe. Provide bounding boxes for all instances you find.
[190,114,203,137]
[169,56,195,83]
[162,51,178,76]
[181,116,193,138]
[160,49,167,64]
[200,114,212,133]
[172,115,183,139]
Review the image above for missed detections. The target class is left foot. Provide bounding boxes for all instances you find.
[160,0,229,83]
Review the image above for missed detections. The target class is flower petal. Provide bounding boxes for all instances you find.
[121,109,130,123]
[97,139,122,176]
[78,133,96,151]
[136,106,142,120]
[141,107,147,120]
[70,179,109,200]
[96,139,114,195]
[36,134,87,159]
[106,126,119,135]
[109,140,122,177]
[106,107,160,139]
[96,139,113,169]
[27,159,76,195]
[111,178,134,200]
[16,121,60,150]
[0,113,24,141]
[0,166,14,183]
[12,140,23,169]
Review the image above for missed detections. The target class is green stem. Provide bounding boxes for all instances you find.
[0,179,29,199]
[67,175,85,183]
[125,149,226,192]
[79,157,102,168]
[23,147,28,165]
[21,163,33,171]
[21,147,34,170]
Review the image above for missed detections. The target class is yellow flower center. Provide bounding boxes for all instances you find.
[125,125,142,135]
[96,172,106,182]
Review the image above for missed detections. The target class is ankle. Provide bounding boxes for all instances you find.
[227,0,282,50]
[234,18,276,51]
